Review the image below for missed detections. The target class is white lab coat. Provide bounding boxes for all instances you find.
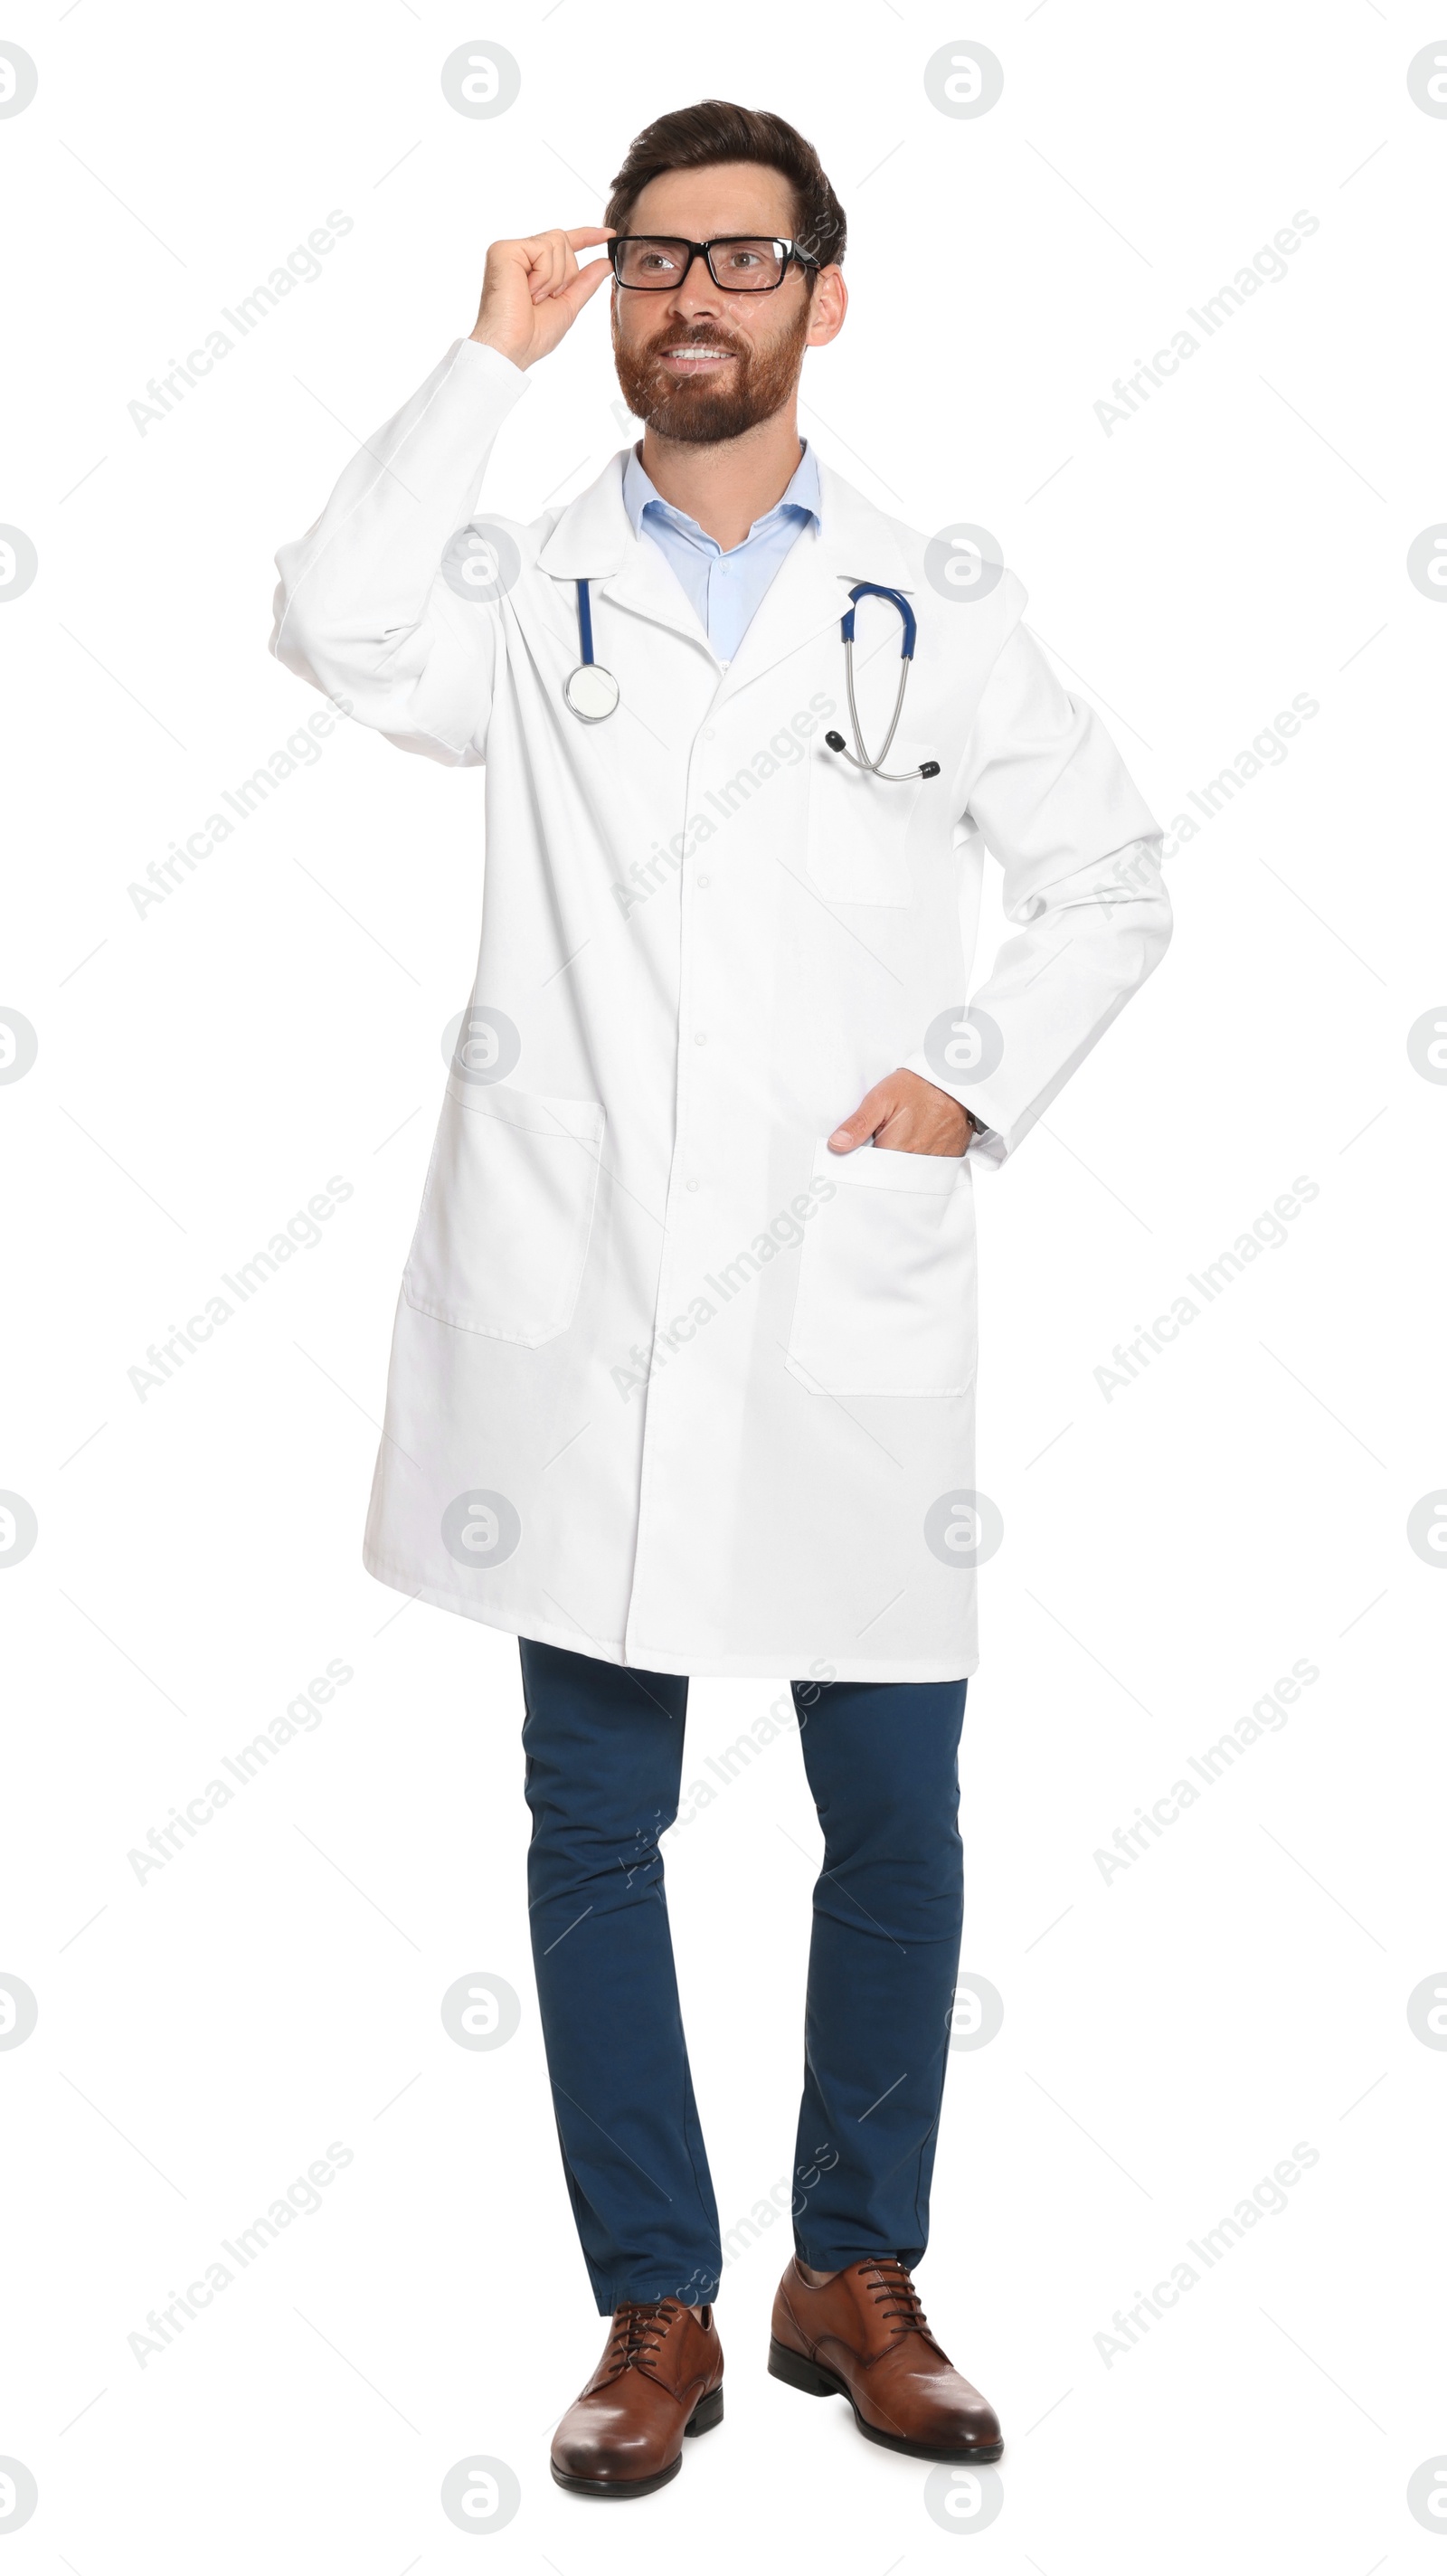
[272,338,1169,1681]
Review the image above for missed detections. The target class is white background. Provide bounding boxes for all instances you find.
[3,1,1444,2566]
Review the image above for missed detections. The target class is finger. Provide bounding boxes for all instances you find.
[532,232,566,298]
[828,1084,892,1152]
[546,235,583,299]
[515,230,568,278]
[555,256,613,318]
[514,228,609,299]
[508,237,553,302]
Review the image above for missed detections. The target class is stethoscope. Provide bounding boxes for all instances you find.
[823,583,940,782]
[563,574,940,784]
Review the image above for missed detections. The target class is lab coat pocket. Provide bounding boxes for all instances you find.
[402,1080,605,1344]
[805,737,923,905]
[786,1140,976,1397]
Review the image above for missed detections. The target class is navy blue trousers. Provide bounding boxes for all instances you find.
[519,1639,967,2315]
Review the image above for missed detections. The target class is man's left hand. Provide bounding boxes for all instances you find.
[828,1069,972,1158]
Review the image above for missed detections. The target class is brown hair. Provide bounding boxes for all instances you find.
[604,99,846,272]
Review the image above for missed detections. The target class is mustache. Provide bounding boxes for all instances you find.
[643,326,746,357]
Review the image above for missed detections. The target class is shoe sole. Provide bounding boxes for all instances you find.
[551,2383,724,2497]
[768,2335,1004,2464]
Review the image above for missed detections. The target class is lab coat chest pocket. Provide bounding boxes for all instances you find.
[403,1079,605,1343]
[785,1140,976,1397]
[806,740,922,904]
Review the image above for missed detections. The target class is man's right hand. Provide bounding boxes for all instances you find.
[470,226,615,370]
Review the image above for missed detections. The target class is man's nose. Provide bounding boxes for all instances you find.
[666,262,725,321]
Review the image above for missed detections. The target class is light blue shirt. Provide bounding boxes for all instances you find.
[620,440,820,663]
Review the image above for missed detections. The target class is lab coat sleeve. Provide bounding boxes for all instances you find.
[270,338,531,765]
[903,609,1171,1163]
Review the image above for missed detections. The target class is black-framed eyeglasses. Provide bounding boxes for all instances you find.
[609,235,820,293]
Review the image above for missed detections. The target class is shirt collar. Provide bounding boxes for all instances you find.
[621,438,821,548]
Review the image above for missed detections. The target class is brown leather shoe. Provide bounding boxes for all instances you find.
[551,2299,724,2497]
[769,2256,1002,2461]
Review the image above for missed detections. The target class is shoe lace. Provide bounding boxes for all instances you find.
[856,2257,931,2341]
[601,2298,681,2379]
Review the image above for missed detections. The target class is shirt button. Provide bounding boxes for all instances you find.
[694,1030,707,1046]
[703,727,715,742]
[696,874,710,889]
[686,1179,699,1192]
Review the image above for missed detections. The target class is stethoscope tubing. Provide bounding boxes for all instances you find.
[829,583,940,782]
[564,577,620,722]
[575,573,597,669]
[839,636,914,780]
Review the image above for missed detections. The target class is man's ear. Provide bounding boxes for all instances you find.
[807,265,847,350]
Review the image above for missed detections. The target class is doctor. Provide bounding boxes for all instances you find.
[273,99,1169,2500]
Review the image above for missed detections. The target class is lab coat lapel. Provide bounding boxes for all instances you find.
[706,459,914,717]
[535,451,712,654]
[600,543,714,652]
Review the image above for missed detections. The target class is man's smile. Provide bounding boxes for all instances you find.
[654,342,737,373]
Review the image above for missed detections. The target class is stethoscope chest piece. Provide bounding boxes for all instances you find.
[563,661,619,723]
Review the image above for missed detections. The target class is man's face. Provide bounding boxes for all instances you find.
[610,161,840,444]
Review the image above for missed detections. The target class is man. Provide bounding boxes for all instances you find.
[272,99,1169,2498]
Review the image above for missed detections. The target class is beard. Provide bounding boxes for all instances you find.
[611,295,812,445]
